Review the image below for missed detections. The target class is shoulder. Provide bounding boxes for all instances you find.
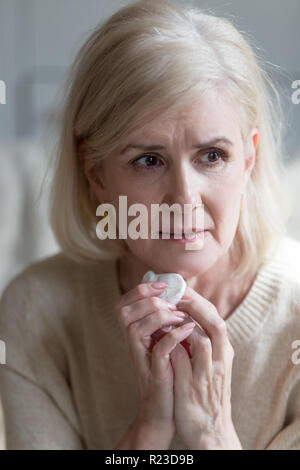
[264,235,300,322]
[275,235,300,268]
[276,235,300,285]
[0,252,117,376]
[264,235,300,282]
[1,253,76,311]
[0,252,116,326]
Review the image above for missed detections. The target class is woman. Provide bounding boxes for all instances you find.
[0,0,299,450]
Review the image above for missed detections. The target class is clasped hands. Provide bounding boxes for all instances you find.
[164,285,242,450]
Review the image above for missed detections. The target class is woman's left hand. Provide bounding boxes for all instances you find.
[170,286,242,450]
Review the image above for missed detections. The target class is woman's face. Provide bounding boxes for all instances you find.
[86,90,257,278]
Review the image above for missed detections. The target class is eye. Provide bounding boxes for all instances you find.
[131,153,164,170]
[200,149,229,166]
[130,149,229,171]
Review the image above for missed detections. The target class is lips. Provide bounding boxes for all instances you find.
[159,229,205,235]
[159,230,205,237]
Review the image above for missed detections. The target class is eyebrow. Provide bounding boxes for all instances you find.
[121,137,234,154]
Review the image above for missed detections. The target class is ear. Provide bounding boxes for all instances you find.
[243,127,258,187]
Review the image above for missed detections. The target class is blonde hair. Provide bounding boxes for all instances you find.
[48,0,292,279]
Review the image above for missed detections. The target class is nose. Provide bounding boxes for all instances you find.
[162,164,204,230]
[163,163,202,211]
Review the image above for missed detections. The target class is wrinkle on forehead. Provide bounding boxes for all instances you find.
[132,90,244,152]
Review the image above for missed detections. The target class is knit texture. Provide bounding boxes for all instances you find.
[0,235,300,450]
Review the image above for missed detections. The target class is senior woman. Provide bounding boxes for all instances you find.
[0,0,299,451]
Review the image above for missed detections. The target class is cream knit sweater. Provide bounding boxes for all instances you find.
[0,235,300,450]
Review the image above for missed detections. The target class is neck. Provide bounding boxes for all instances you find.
[117,252,254,321]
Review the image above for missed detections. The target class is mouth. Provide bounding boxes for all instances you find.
[158,230,208,241]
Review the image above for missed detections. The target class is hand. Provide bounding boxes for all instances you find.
[115,282,195,448]
[169,286,242,450]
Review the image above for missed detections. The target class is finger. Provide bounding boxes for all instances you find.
[189,327,213,378]
[176,285,228,362]
[151,322,196,380]
[129,308,189,346]
[170,342,192,392]
[116,282,168,310]
[126,310,190,379]
[118,295,179,329]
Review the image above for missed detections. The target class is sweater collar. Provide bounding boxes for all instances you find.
[224,257,283,348]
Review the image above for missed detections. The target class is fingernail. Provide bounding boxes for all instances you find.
[151,282,168,289]
[167,302,177,309]
[177,299,191,304]
[174,311,187,318]
[181,322,195,330]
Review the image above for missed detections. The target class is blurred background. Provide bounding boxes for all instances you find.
[0,0,299,450]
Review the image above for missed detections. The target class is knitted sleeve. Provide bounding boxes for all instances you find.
[265,366,300,450]
[0,272,85,450]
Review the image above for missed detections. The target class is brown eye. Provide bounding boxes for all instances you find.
[131,153,163,170]
[207,151,220,163]
[200,149,228,166]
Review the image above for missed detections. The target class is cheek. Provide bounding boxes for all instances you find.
[210,168,244,229]
[108,167,156,202]
[217,162,245,199]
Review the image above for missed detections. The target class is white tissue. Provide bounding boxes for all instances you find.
[142,270,186,304]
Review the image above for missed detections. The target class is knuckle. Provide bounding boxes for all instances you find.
[214,363,226,378]
[207,304,218,316]
[161,308,172,320]
[136,284,148,297]
[155,310,166,325]
[149,296,161,311]
[151,341,167,362]
[151,341,170,367]
[211,318,227,336]
[127,321,139,338]
[119,305,130,324]
[121,305,130,316]
[197,336,211,352]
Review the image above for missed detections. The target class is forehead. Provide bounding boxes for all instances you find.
[133,91,243,144]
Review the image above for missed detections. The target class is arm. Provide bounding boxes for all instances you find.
[114,416,175,450]
[265,418,300,450]
[0,272,85,450]
[0,366,85,450]
[265,370,300,450]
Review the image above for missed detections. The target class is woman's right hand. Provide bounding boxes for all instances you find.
[115,281,196,446]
